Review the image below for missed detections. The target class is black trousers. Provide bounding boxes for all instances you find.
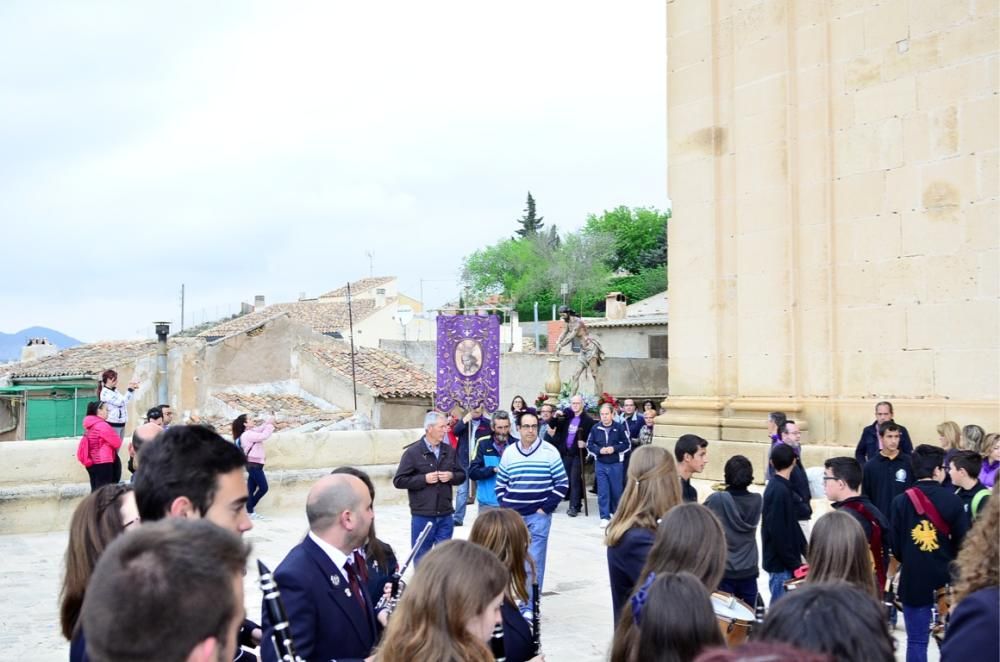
[563,451,585,510]
[87,463,116,492]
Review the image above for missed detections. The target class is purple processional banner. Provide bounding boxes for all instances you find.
[435,314,500,413]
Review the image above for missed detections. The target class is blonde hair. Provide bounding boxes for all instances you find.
[605,446,683,547]
[806,511,878,599]
[936,421,961,451]
[952,484,999,604]
[469,508,534,604]
[375,540,506,662]
[978,432,1000,458]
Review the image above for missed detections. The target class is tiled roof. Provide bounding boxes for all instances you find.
[207,392,350,433]
[2,340,158,379]
[320,276,396,299]
[197,299,378,338]
[301,341,435,398]
[587,314,669,329]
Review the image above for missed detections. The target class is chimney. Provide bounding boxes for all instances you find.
[605,292,627,320]
[254,295,266,310]
[20,338,58,362]
[374,288,386,308]
[154,322,170,405]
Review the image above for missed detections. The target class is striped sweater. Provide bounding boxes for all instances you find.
[495,438,569,515]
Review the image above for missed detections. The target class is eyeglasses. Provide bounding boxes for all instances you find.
[821,476,840,482]
[520,424,539,430]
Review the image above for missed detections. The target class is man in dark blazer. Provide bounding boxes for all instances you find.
[261,473,379,662]
[855,400,913,465]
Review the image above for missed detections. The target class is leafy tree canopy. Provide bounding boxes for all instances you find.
[583,206,669,274]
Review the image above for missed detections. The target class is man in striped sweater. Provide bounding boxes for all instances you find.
[496,411,569,605]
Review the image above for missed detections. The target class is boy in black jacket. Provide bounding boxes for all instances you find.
[762,443,807,605]
[862,422,914,525]
[890,444,968,662]
[948,449,992,526]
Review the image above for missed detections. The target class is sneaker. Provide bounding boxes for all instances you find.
[453,520,464,527]
[567,508,579,518]
[599,518,610,528]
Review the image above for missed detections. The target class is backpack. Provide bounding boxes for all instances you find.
[76,435,93,468]
[971,488,990,520]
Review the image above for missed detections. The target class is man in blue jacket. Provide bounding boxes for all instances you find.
[451,404,491,526]
[587,403,630,527]
[467,411,512,510]
[855,401,913,465]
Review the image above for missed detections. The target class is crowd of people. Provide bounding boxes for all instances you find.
[62,388,998,661]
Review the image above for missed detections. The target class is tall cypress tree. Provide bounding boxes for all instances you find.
[515,192,545,237]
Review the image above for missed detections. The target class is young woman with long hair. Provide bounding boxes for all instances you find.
[977,433,999,488]
[942,487,999,659]
[469,508,538,662]
[610,571,724,662]
[80,401,124,492]
[374,540,537,662]
[231,412,275,519]
[611,503,727,658]
[60,484,139,661]
[938,420,962,487]
[804,510,878,599]
[605,445,683,620]
[98,369,138,482]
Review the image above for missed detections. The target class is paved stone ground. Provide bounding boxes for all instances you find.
[0,480,935,661]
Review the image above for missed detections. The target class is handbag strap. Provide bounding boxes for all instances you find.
[905,486,951,537]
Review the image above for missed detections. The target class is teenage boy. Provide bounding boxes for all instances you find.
[762,443,808,605]
[948,450,992,526]
[823,457,890,589]
[675,434,708,503]
[891,444,968,662]
[862,422,914,525]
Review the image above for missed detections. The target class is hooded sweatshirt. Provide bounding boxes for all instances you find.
[83,415,123,465]
[705,488,763,579]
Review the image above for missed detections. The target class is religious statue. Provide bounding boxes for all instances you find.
[553,306,605,395]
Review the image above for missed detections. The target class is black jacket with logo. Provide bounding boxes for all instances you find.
[862,452,914,527]
[890,481,968,607]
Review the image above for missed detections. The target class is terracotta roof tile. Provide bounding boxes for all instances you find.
[197,299,378,338]
[208,392,350,432]
[320,276,396,299]
[2,340,159,379]
[301,341,434,398]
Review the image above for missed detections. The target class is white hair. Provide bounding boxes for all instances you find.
[424,410,445,429]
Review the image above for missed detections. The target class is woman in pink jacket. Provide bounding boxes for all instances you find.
[232,412,275,520]
[82,401,124,492]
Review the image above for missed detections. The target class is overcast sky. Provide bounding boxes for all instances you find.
[0,1,667,343]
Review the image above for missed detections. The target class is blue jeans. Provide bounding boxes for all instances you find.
[454,474,469,523]
[903,604,932,662]
[246,464,268,513]
[523,511,553,608]
[411,514,454,566]
[718,576,758,610]
[595,462,623,519]
[768,570,793,606]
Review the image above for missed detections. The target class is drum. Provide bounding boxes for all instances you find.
[931,585,953,644]
[711,591,756,646]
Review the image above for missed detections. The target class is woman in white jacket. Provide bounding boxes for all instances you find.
[99,369,138,483]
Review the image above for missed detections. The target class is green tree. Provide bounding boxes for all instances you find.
[514,192,545,237]
[583,206,669,274]
[460,236,546,303]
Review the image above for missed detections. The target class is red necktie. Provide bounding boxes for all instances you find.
[345,560,367,613]
[353,550,370,583]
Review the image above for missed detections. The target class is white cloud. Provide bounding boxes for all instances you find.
[0,0,666,342]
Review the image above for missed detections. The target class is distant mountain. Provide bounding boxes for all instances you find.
[0,327,82,363]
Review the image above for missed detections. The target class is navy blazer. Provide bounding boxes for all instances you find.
[607,527,656,622]
[261,536,377,662]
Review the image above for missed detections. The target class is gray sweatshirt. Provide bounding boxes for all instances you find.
[705,488,762,580]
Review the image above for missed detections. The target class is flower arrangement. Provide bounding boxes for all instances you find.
[597,392,619,411]
[534,392,549,408]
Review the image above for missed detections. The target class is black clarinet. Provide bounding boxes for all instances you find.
[258,560,304,662]
[532,582,541,655]
[490,622,507,661]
